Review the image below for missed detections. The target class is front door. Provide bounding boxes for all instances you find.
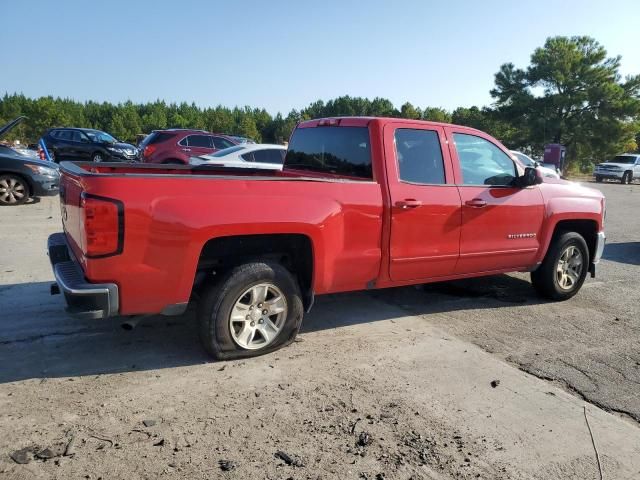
[447,129,544,273]
[385,122,461,281]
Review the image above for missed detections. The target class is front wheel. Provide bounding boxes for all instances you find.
[621,172,632,184]
[531,232,589,300]
[197,262,304,360]
[595,175,603,183]
[0,174,30,206]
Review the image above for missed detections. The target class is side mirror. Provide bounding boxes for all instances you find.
[519,167,541,187]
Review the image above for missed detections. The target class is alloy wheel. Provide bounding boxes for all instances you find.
[0,177,26,205]
[229,283,287,350]
[556,245,583,291]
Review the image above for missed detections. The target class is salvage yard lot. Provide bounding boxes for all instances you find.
[0,182,639,479]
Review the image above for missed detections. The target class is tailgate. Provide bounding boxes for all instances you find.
[59,169,85,261]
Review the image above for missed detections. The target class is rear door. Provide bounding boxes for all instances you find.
[185,134,215,158]
[447,128,544,273]
[69,130,93,160]
[385,122,461,281]
[53,129,74,161]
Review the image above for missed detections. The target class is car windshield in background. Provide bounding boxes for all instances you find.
[611,155,636,164]
[285,126,372,179]
[513,152,535,167]
[211,145,246,157]
[86,130,116,144]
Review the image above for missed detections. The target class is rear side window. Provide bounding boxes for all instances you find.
[285,126,372,179]
[57,130,72,141]
[395,129,445,185]
[182,135,213,148]
[253,149,286,164]
[212,137,235,149]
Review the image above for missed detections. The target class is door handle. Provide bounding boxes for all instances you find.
[182,148,191,152]
[465,198,487,208]
[396,199,422,209]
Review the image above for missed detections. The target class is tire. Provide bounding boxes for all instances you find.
[595,176,602,183]
[0,174,30,206]
[92,152,105,163]
[621,172,632,184]
[531,231,589,301]
[197,262,304,360]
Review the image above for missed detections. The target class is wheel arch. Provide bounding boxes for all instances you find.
[195,233,315,311]
[550,219,599,263]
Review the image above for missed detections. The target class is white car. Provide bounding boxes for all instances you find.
[593,153,640,184]
[190,144,286,170]
[510,151,561,179]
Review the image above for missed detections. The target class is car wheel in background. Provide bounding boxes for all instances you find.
[595,175,602,183]
[531,231,589,301]
[92,152,105,163]
[0,174,30,206]
[197,262,304,360]
[621,172,632,184]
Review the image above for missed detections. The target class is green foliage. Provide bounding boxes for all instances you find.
[491,36,640,168]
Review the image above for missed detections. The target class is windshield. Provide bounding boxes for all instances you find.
[211,145,246,157]
[512,152,535,167]
[85,130,117,144]
[611,155,637,164]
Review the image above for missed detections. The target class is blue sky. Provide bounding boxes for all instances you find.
[3,0,639,114]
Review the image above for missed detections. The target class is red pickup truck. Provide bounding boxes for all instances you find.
[49,117,606,359]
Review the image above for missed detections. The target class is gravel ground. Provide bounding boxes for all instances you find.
[0,181,639,479]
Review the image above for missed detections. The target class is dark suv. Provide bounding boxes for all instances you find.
[138,129,237,164]
[42,128,139,163]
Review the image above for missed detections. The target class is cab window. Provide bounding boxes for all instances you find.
[453,133,516,186]
[395,129,446,185]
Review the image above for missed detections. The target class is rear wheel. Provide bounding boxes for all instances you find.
[621,171,632,184]
[531,231,589,300]
[0,174,30,206]
[197,262,304,360]
[92,152,105,163]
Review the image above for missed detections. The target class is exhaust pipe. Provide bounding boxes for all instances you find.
[121,316,145,331]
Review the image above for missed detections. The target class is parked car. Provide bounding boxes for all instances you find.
[189,144,286,169]
[138,129,238,164]
[0,117,59,205]
[510,151,560,179]
[49,117,605,359]
[41,128,139,163]
[594,154,640,184]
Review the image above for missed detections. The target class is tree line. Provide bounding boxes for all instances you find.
[1,36,639,172]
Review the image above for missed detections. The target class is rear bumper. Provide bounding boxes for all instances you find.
[48,233,119,319]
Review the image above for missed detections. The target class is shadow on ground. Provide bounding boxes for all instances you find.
[0,274,544,383]
[602,242,640,266]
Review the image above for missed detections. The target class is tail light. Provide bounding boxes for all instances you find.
[143,145,156,159]
[80,193,124,258]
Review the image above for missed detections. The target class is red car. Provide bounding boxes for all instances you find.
[138,129,237,164]
[49,117,605,359]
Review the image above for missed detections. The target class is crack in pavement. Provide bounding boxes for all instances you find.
[0,328,104,346]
